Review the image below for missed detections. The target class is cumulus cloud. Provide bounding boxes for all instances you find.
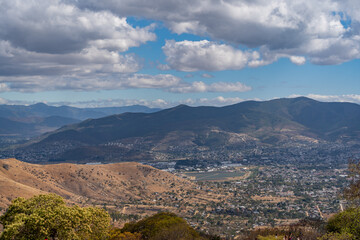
[2,0,358,94]
[156,63,171,71]
[162,40,308,71]
[0,0,155,54]
[58,98,171,109]
[0,1,254,93]
[0,0,158,92]
[0,74,180,92]
[72,0,360,65]
[289,56,306,65]
[167,81,251,93]
[0,41,142,77]
[163,40,253,71]
[0,72,250,94]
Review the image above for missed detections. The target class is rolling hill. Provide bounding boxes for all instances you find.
[9,97,360,163]
[0,158,197,210]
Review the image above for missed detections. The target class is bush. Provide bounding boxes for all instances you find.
[121,212,205,240]
[325,207,360,239]
[319,232,354,240]
[0,194,110,240]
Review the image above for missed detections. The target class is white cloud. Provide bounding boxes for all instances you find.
[162,40,253,71]
[0,0,156,54]
[73,0,360,65]
[63,98,171,109]
[0,72,251,94]
[0,74,181,92]
[0,0,157,91]
[0,1,255,93]
[0,83,10,92]
[289,94,360,104]
[303,37,360,65]
[49,96,250,108]
[156,63,171,71]
[201,73,214,78]
[162,40,309,71]
[167,81,251,93]
[0,97,7,104]
[0,41,143,76]
[179,96,249,107]
[1,0,359,94]
[289,56,306,65]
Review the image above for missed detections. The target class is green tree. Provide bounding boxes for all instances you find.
[317,159,360,240]
[121,212,204,240]
[109,226,142,240]
[344,159,360,203]
[0,194,110,240]
[325,207,360,239]
[319,232,354,240]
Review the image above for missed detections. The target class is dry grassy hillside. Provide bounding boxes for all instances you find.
[0,158,198,210]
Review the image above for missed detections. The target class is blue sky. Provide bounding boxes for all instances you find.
[0,0,359,107]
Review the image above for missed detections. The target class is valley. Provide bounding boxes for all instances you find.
[1,97,360,238]
[0,158,350,238]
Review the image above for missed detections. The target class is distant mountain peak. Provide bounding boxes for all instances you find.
[174,104,190,108]
[31,102,48,106]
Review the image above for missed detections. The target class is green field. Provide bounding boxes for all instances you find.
[184,171,245,181]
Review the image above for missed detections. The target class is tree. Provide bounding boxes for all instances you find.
[121,212,205,240]
[319,232,354,240]
[343,159,360,203]
[323,207,360,239]
[109,227,142,240]
[0,194,110,240]
[320,159,360,240]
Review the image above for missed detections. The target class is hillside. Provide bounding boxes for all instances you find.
[0,158,198,210]
[0,103,161,121]
[9,97,360,163]
[0,103,161,138]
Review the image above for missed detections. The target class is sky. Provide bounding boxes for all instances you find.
[0,0,359,108]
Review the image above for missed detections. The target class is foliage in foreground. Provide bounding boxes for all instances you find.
[121,212,208,240]
[0,194,110,240]
[0,194,218,240]
[240,218,326,240]
[109,228,142,240]
[321,207,360,240]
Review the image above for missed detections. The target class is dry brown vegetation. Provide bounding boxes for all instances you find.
[0,158,220,212]
[251,195,299,203]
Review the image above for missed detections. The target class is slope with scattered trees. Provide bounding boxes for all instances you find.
[0,194,218,240]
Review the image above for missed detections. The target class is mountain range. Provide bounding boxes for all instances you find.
[9,97,360,163]
[0,103,161,138]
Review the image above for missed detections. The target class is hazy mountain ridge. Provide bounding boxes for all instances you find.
[0,103,161,138]
[10,97,360,163]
